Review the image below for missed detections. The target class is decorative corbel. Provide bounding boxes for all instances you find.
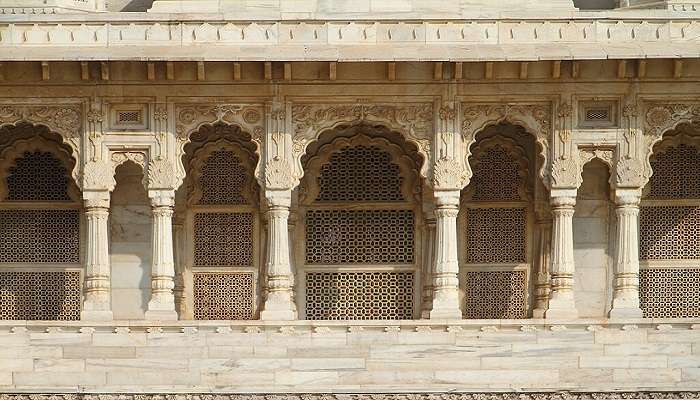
[86,102,104,162]
[154,104,168,161]
[263,100,297,191]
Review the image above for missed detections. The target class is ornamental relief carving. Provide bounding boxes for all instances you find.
[432,157,468,190]
[291,103,433,180]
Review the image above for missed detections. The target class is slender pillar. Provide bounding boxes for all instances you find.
[532,214,552,318]
[429,190,462,320]
[260,189,297,320]
[545,195,579,319]
[421,214,437,319]
[145,191,178,320]
[172,215,186,318]
[609,192,643,318]
[81,192,113,320]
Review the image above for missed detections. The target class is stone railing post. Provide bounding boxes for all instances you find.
[81,191,113,320]
[545,195,579,319]
[260,189,297,320]
[429,190,462,319]
[145,190,178,320]
[609,191,643,318]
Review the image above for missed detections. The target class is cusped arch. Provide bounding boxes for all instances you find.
[465,135,532,202]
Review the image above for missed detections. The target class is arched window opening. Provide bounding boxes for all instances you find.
[0,130,81,321]
[299,128,422,320]
[460,125,536,319]
[181,124,260,320]
[639,131,700,318]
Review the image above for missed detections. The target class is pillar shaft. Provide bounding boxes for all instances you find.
[532,217,552,318]
[81,194,113,320]
[545,196,578,319]
[609,193,643,318]
[429,190,462,320]
[145,193,178,320]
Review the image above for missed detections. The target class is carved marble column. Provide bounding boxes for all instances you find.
[81,191,113,320]
[609,191,643,318]
[532,212,552,318]
[145,191,178,320]
[260,189,297,320]
[172,214,186,318]
[421,213,437,319]
[429,190,462,319]
[545,195,579,319]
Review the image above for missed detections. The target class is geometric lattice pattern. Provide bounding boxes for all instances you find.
[466,207,527,264]
[640,268,700,318]
[639,206,700,260]
[6,151,71,202]
[0,271,81,320]
[198,150,249,205]
[305,209,414,264]
[647,144,700,200]
[0,209,80,263]
[464,270,527,319]
[305,271,413,320]
[193,212,253,267]
[470,145,523,201]
[193,272,254,320]
[316,145,404,203]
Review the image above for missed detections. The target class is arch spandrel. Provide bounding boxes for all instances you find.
[460,102,552,189]
[291,103,433,185]
[0,105,82,186]
[174,103,265,190]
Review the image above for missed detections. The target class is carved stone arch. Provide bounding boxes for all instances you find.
[174,104,264,190]
[461,103,551,188]
[300,132,421,206]
[291,103,433,184]
[463,135,531,202]
[579,147,616,189]
[642,128,700,199]
[0,135,80,202]
[0,119,81,187]
[185,138,259,206]
[111,151,149,191]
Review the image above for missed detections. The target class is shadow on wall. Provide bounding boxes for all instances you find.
[574,0,617,9]
[107,0,154,11]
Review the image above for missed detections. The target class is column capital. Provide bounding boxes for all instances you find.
[433,189,460,208]
[614,189,641,207]
[83,190,111,209]
[148,189,175,208]
[265,188,292,208]
[550,195,576,209]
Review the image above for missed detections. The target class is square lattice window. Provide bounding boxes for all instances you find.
[465,207,527,264]
[193,212,253,267]
[0,271,81,320]
[0,209,80,264]
[464,270,527,319]
[640,268,700,318]
[193,272,254,320]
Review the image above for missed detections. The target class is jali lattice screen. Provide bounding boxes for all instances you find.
[193,212,253,267]
[0,209,80,263]
[305,209,414,264]
[0,271,81,320]
[193,272,254,320]
[305,271,413,320]
[639,206,700,260]
[6,151,70,201]
[470,145,523,201]
[198,150,249,205]
[466,207,527,264]
[640,268,700,318]
[646,143,700,200]
[464,270,527,319]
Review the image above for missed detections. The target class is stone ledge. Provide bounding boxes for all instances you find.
[0,393,698,398]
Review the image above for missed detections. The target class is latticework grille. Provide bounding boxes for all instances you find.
[470,145,523,201]
[639,206,700,260]
[193,272,254,320]
[198,150,249,205]
[466,207,527,264]
[0,209,79,263]
[6,151,70,201]
[316,145,404,202]
[464,270,527,319]
[640,268,700,318]
[305,271,413,320]
[647,144,700,200]
[193,212,253,267]
[0,271,81,320]
[305,209,414,264]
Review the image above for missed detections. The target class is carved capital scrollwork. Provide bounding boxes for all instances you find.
[147,158,177,190]
[264,157,296,190]
[550,157,580,189]
[82,160,116,192]
[432,158,469,190]
[615,157,645,188]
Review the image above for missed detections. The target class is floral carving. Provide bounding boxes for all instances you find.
[580,148,614,168]
[615,157,645,188]
[550,157,580,188]
[433,158,468,190]
[264,157,296,190]
[111,151,147,169]
[82,160,116,191]
[175,103,264,144]
[147,158,177,189]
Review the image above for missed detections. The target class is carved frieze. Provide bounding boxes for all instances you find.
[175,103,264,144]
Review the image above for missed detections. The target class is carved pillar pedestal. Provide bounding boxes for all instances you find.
[545,195,579,319]
[81,191,113,321]
[429,190,462,320]
[609,191,643,318]
[260,189,297,320]
[145,191,178,321]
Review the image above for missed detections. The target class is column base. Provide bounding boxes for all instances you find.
[531,308,546,319]
[144,309,178,321]
[544,306,578,319]
[609,306,643,318]
[429,308,462,320]
[80,310,113,321]
[260,309,297,320]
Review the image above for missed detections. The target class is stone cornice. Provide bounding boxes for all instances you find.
[0,394,697,399]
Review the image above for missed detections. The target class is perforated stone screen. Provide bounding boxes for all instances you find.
[647,144,700,200]
[639,206,700,260]
[198,150,249,205]
[466,207,527,264]
[640,268,700,318]
[0,271,81,320]
[305,209,414,264]
[316,145,404,202]
[470,145,523,202]
[305,271,413,320]
[193,212,253,267]
[464,270,527,319]
[6,151,70,201]
[0,209,80,263]
[193,272,254,320]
